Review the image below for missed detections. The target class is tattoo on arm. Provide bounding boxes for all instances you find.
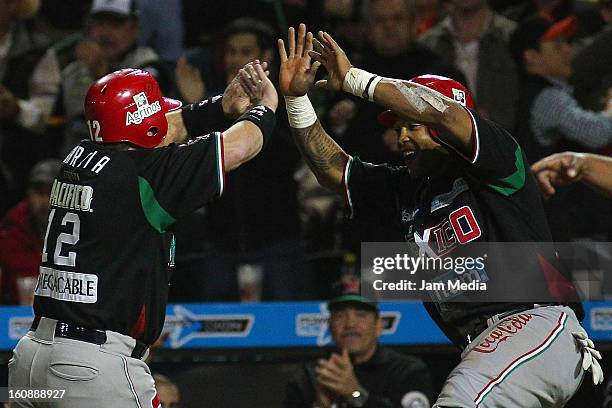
[290,120,348,193]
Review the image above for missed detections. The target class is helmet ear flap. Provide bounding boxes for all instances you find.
[147,127,158,138]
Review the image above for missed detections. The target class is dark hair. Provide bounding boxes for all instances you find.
[224,18,276,51]
[366,0,416,23]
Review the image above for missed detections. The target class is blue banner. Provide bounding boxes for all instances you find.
[1,301,611,350]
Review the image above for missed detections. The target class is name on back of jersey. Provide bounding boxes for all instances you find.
[34,267,98,303]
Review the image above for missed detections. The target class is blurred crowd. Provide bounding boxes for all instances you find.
[0,0,612,306]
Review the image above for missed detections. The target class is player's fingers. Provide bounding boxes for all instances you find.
[314,79,328,89]
[309,51,325,64]
[278,39,288,62]
[318,31,334,51]
[296,23,306,57]
[254,63,268,85]
[305,31,314,53]
[323,31,341,51]
[309,61,321,78]
[238,69,259,99]
[246,63,259,81]
[237,75,256,99]
[313,37,327,55]
[288,26,296,58]
[260,61,268,71]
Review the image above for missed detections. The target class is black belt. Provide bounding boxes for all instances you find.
[31,316,148,359]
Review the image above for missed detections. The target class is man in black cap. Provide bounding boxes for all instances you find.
[510,15,612,163]
[510,14,612,243]
[285,282,434,408]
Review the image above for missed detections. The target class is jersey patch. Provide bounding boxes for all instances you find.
[34,266,98,303]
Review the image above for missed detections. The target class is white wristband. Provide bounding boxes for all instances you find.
[284,95,317,128]
[342,67,382,101]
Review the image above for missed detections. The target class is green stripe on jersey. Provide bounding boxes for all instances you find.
[487,147,526,196]
[138,177,176,233]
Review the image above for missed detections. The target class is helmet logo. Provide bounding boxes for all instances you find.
[125,92,162,126]
[452,88,466,107]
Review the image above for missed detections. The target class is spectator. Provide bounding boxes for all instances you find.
[285,283,434,408]
[531,151,612,199]
[327,0,463,167]
[419,0,519,129]
[504,0,582,22]
[571,0,612,114]
[510,15,612,241]
[510,15,612,161]
[153,374,180,408]
[136,0,184,65]
[415,0,446,35]
[59,0,168,156]
[0,0,52,214]
[175,18,303,302]
[0,159,61,305]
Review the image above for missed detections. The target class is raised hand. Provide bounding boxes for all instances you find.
[310,31,352,92]
[278,24,321,96]
[175,56,206,103]
[237,61,278,112]
[76,39,109,78]
[223,60,273,118]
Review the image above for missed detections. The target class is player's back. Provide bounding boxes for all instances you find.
[33,133,224,344]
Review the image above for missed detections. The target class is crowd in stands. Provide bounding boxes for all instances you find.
[1,0,611,306]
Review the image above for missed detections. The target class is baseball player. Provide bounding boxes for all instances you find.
[278,24,602,407]
[8,62,278,407]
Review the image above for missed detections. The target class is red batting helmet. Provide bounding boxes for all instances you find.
[378,74,474,127]
[84,69,182,148]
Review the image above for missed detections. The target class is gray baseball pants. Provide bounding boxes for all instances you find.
[8,317,160,408]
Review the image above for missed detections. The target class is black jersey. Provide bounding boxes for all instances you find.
[33,133,225,345]
[345,109,582,346]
